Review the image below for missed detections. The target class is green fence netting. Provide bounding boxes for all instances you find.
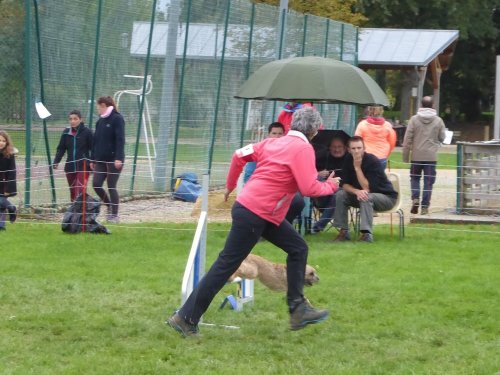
[0,0,358,207]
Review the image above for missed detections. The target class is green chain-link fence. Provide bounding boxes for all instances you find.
[0,0,358,207]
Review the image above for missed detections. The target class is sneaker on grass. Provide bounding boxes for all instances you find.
[290,299,328,331]
[359,232,373,243]
[166,312,199,338]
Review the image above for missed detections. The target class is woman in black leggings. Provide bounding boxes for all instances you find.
[91,96,125,223]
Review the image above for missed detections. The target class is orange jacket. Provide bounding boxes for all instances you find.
[355,117,396,159]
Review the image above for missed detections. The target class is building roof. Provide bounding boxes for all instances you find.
[130,23,459,71]
[130,22,276,60]
[358,28,459,70]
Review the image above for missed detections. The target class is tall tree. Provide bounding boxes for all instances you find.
[252,0,366,25]
[355,0,500,121]
[0,0,24,122]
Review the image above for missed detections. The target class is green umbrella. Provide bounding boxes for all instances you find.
[235,56,389,106]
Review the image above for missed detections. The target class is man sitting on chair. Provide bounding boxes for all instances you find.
[333,136,398,243]
[311,136,348,233]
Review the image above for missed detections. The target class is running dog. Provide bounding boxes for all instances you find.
[229,254,320,292]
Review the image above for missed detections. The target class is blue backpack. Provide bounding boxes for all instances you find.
[173,172,201,202]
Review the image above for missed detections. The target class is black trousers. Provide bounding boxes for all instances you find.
[92,161,121,216]
[178,202,308,325]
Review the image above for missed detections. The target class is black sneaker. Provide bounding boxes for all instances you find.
[309,226,322,235]
[410,199,419,214]
[7,205,16,223]
[166,312,199,337]
[290,299,328,331]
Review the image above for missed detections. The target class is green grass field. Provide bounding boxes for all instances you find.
[7,125,457,170]
[389,150,457,170]
[0,222,498,374]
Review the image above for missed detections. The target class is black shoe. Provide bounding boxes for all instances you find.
[309,226,322,235]
[0,227,5,231]
[7,205,17,223]
[290,299,328,331]
[7,206,17,223]
[166,312,199,337]
[410,199,419,214]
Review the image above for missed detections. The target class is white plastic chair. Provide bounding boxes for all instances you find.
[354,172,405,239]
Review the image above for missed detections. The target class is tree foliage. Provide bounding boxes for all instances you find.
[254,0,500,121]
[355,0,500,121]
[252,0,367,25]
[0,0,24,122]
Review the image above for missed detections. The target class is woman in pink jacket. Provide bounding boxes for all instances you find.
[355,106,396,169]
[168,107,340,337]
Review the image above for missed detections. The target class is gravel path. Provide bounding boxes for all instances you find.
[19,167,457,225]
[115,167,458,225]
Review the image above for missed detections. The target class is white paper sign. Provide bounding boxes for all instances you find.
[443,130,453,145]
[35,102,51,119]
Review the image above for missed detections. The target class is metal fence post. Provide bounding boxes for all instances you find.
[33,0,56,206]
[88,0,103,129]
[323,19,330,57]
[239,3,256,148]
[169,0,192,191]
[272,7,287,121]
[207,0,231,174]
[129,0,157,195]
[155,0,181,192]
[301,14,308,57]
[24,0,32,207]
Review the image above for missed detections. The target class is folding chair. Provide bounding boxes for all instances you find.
[310,196,336,233]
[353,172,405,239]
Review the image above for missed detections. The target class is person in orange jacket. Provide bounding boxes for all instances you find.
[355,106,396,169]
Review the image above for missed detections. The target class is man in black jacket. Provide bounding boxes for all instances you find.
[333,136,397,242]
[53,110,93,201]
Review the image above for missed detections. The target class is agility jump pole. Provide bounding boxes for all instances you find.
[180,174,253,329]
[181,174,209,305]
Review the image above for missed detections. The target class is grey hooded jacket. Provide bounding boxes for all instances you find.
[402,108,446,162]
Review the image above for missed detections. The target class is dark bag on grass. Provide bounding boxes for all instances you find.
[62,193,110,234]
[173,172,201,203]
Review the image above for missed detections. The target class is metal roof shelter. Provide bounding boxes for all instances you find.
[130,22,276,59]
[130,23,459,114]
[358,28,459,113]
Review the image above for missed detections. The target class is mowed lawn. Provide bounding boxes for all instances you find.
[0,222,498,374]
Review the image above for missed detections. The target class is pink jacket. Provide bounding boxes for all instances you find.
[226,131,338,225]
[355,117,397,159]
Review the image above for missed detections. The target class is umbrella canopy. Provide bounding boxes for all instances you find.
[235,56,389,106]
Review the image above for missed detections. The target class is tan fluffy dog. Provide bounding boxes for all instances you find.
[229,254,319,292]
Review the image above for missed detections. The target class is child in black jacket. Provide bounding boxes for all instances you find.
[53,110,93,201]
[0,130,17,230]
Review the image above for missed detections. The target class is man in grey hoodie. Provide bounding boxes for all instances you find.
[402,96,446,215]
